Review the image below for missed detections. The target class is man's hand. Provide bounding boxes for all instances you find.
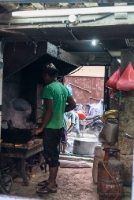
[31,127,43,135]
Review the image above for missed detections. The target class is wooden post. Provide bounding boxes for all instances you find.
[0,42,3,151]
[118,49,134,186]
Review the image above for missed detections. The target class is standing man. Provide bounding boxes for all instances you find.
[32,63,76,194]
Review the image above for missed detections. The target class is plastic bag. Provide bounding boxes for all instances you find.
[106,68,120,90]
[116,62,134,91]
[87,99,104,116]
[100,110,118,122]
[66,83,73,95]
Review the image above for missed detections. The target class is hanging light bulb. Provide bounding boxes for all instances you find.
[68,14,77,23]
[117,59,121,63]
[92,40,98,46]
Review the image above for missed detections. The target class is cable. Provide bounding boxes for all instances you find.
[101,154,120,200]
[66,23,80,42]
[99,41,113,64]
[81,13,113,23]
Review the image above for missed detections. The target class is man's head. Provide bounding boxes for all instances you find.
[43,63,59,84]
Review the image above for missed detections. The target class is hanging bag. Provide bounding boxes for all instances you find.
[116,62,134,91]
[106,68,120,90]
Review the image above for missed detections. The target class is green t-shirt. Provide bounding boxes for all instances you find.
[42,82,71,129]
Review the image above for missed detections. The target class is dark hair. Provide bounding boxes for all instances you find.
[43,63,59,77]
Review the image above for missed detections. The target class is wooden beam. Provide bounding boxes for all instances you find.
[1,12,134,29]
[0,0,132,3]
[0,42,4,147]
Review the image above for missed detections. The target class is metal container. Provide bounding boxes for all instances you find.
[73,138,98,155]
[97,159,124,200]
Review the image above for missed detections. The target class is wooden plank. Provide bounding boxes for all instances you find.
[0,0,132,3]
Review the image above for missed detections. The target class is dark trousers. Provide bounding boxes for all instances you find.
[43,128,63,167]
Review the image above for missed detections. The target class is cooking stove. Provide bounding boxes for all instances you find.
[0,139,44,186]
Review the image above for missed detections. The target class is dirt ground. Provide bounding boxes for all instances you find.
[6,163,130,200]
[0,131,131,200]
[10,165,99,200]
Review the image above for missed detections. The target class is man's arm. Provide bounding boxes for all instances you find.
[32,98,53,135]
[65,96,76,112]
[66,111,75,133]
[67,123,74,133]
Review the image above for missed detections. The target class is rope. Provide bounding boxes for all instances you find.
[102,154,120,200]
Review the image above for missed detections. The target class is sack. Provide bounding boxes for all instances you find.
[116,62,134,91]
[99,118,118,146]
[106,68,120,90]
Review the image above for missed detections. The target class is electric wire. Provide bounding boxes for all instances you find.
[66,23,80,42]
[81,13,113,23]
[102,154,120,200]
[0,12,113,64]
[64,14,113,62]
[99,41,113,64]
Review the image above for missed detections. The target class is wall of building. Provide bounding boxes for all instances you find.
[64,66,104,106]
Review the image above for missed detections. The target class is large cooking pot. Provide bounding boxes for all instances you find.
[73,138,98,155]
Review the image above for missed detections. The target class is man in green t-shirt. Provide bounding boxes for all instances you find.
[32,63,76,194]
